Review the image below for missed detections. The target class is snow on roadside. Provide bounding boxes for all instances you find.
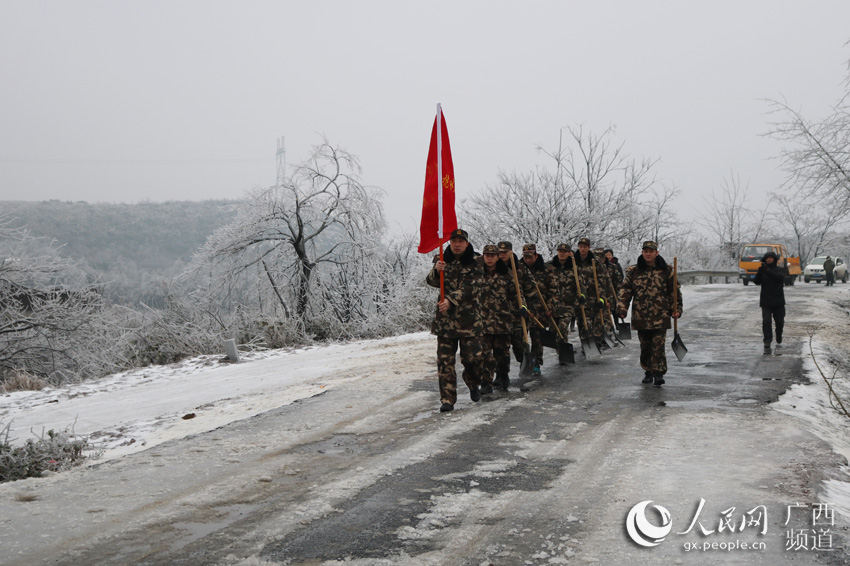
[0,332,433,463]
[773,289,850,521]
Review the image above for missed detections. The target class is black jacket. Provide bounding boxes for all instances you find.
[753,252,786,308]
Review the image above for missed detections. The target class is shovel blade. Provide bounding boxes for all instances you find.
[540,329,558,349]
[558,342,575,364]
[603,330,617,349]
[519,343,536,377]
[618,319,632,340]
[671,332,688,362]
[581,335,601,359]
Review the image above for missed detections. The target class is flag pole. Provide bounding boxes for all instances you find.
[436,103,445,301]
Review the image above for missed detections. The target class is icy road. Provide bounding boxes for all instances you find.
[1,283,849,565]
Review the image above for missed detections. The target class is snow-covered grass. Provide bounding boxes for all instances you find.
[773,288,850,521]
[0,333,433,464]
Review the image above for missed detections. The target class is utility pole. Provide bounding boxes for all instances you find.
[276,137,286,187]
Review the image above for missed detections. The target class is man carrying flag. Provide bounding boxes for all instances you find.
[426,229,485,412]
[419,105,484,412]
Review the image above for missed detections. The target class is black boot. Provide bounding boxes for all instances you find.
[653,372,665,387]
[440,402,454,412]
[480,383,494,395]
[642,371,653,384]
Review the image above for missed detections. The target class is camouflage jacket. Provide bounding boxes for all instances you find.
[476,256,521,335]
[503,253,538,323]
[518,254,559,322]
[617,255,683,330]
[574,252,615,310]
[425,245,482,337]
[605,258,624,292]
[549,257,578,319]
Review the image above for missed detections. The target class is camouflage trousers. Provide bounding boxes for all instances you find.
[437,336,485,405]
[528,324,545,366]
[553,317,571,345]
[576,307,604,339]
[481,333,512,385]
[578,307,614,340]
[510,322,528,364]
[637,329,668,375]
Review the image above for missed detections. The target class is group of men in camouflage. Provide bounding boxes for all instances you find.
[426,229,682,413]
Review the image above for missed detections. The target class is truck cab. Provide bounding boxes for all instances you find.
[738,244,801,286]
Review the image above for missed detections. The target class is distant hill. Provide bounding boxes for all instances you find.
[0,200,241,305]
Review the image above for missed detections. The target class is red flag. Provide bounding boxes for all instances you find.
[417,104,457,253]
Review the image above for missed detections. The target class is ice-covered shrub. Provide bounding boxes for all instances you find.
[0,422,94,483]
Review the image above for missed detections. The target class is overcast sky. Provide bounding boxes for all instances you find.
[2,1,849,234]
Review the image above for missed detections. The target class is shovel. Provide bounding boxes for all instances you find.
[509,253,536,377]
[671,257,688,361]
[538,324,576,364]
[617,317,632,340]
[608,277,631,340]
[558,341,576,364]
[571,258,601,359]
[592,262,617,349]
[518,334,535,376]
[606,310,626,347]
[532,279,576,364]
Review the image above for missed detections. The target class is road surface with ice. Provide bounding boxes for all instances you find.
[1,283,849,565]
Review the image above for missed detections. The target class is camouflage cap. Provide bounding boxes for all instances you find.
[522,243,537,254]
[497,241,513,251]
[556,243,572,252]
[577,237,591,247]
[482,244,499,255]
[449,228,469,241]
[642,240,658,250]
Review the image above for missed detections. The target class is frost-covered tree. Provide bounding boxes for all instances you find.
[189,140,393,341]
[772,192,844,265]
[0,213,115,382]
[697,172,774,264]
[767,56,850,221]
[465,125,678,256]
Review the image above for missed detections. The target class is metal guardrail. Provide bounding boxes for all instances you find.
[678,270,740,284]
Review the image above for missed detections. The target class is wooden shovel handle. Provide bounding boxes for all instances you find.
[592,261,606,329]
[508,252,530,343]
[570,257,590,330]
[673,256,678,333]
[532,279,564,340]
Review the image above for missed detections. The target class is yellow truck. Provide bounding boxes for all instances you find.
[738,244,801,286]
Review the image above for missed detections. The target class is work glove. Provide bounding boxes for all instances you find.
[577,294,586,305]
[519,305,529,319]
[617,309,627,319]
[597,298,606,307]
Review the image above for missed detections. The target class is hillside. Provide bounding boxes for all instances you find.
[0,200,240,305]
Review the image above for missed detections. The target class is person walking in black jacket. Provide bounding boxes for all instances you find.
[753,251,786,353]
[824,256,835,286]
